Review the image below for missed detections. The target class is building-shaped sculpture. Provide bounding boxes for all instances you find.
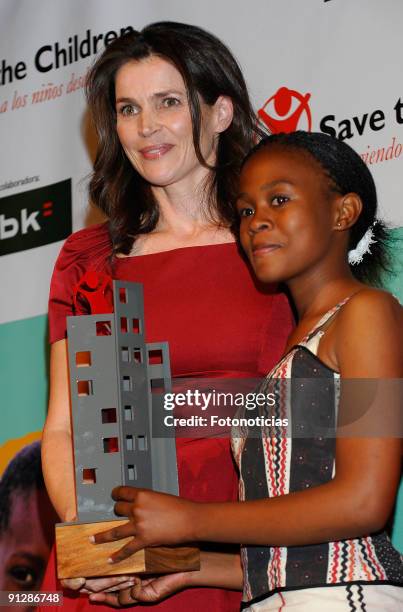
[66,280,177,523]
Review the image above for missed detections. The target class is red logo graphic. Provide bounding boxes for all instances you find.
[42,201,53,217]
[258,87,312,133]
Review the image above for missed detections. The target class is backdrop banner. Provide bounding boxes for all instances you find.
[1,0,402,555]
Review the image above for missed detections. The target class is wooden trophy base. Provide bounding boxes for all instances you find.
[56,519,200,579]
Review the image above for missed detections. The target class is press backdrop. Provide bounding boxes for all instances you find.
[1,0,402,548]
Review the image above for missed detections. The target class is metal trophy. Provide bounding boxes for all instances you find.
[55,279,199,578]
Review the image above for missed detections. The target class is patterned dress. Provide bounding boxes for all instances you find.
[232,298,403,611]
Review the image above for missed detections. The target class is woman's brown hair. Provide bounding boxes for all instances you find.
[86,21,264,254]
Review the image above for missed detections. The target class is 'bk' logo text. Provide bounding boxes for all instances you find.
[0,179,72,256]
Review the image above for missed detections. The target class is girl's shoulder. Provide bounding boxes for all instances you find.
[339,287,401,327]
[334,287,402,377]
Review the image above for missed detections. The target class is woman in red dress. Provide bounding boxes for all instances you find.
[40,22,293,611]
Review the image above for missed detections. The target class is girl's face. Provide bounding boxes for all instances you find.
[237,146,341,284]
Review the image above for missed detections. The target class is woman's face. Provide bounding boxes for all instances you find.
[237,147,340,284]
[115,56,225,190]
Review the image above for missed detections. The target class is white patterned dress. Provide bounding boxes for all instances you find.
[232,299,403,610]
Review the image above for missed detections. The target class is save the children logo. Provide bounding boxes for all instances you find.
[258,86,312,133]
[0,179,72,256]
[257,87,403,165]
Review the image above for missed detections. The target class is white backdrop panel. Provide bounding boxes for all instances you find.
[1,0,402,325]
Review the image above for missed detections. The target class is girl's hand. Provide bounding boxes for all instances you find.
[92,486,197,563]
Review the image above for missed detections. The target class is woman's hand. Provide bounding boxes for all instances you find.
[92,486,198,563]
[61,575,137,594]
[88,572,191,606]
[87,550,243,606]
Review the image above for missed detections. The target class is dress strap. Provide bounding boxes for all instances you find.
[300,294,354,356]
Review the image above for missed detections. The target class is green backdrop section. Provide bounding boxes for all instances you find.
[381,227,403,552]
[394,485,403,552]
[0,314,49,445]
[383,227,403,298]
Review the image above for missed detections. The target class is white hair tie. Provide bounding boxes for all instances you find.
[348,221,378,265]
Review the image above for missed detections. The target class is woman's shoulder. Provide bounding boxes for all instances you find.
[55,222,112,272]
[61,222,111,254]
[49,223,113,343]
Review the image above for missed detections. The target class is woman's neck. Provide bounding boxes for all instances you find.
[151,177,212,230]
[128,181,233,255]
[134,171,235,251]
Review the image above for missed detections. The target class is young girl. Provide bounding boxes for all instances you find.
[91,132,403,611]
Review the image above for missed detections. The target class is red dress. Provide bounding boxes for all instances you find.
[42,223,293,611]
